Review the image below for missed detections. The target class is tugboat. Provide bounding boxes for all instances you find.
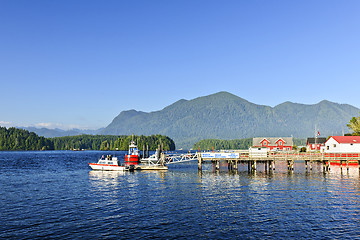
[125,140,141,165]
[89,155,133,171]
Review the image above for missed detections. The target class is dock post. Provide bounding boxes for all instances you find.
[328,160,331,171]
[346,160,349,171]
[265,161,268,172]
[160,152,165,166]
[291,160,294,170]
[253,160,257,171]
[305,160,308,171]
[340,161,343,171]
[198,154,202,171]
[309,161,312,171]
[235,160,238,170]
[248,161,251,172]
[216,160,220,170]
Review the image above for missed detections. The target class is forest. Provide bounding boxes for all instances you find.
[0,127,54,150]
[51,134,175,151]
[0,127,175,151]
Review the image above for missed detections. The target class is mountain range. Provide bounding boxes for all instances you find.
[100,92,360,148]
[22,127,103,138]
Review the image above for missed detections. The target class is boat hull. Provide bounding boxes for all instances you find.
[89,163,127,171]
[125,154,139,165]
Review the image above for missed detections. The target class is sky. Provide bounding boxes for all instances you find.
[1,0,360,130]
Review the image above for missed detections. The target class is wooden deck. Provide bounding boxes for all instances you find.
[197,151,360,172]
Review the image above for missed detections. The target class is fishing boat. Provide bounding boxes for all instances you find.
[125,140,141,165]
[89,155,133,171]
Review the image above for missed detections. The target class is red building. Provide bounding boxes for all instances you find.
[252,137,293,151]
[306,137,326,151]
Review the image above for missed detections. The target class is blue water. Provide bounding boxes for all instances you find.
[1,151,360,239]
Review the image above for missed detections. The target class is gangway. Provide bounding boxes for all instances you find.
[165,152,199,165]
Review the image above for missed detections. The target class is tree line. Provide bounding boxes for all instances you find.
[0,127,175,151]
[51,134,175,151]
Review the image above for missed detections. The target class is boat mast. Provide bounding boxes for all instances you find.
[314,125,317,151]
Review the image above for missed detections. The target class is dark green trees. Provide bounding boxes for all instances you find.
[347,114,360,135]
[0,127,175,151]
[0,127,54,150]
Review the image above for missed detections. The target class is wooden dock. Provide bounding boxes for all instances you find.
[197,151,360,172]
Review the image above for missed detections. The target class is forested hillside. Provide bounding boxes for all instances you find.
[0,127,53,150]
[0,127,175,151]
[52,134,175,151]
[101,92,360,148]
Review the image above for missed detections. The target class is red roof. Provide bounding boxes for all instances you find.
[330,136,360,144]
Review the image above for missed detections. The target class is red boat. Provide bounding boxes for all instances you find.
[125,140,140,165]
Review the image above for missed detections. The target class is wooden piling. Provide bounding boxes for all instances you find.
[265,161,268,172]
[198,154,202,170]
[340,161,344,174]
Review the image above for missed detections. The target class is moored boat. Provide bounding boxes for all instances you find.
[89,155,132,171]
[125,141,141,165]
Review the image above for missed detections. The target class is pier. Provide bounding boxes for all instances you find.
[195,151,360,172]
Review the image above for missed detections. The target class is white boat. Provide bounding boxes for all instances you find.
[89,155,132,171]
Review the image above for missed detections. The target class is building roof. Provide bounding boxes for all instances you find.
[329,136,360,144]
[253,137,293,147]
[307,137,327,144]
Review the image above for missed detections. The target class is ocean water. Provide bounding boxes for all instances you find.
[1,151,360,239]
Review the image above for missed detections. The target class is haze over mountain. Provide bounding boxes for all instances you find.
[22,127,103,138]
[101,92,360,148]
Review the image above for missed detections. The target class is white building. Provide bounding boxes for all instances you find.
[323,136,360,153]
[249,147,269,158]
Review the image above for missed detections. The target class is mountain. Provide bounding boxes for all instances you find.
[101,91,360,148]
[23,127,103,138]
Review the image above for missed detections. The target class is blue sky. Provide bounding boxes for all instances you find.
[1,0,360,130]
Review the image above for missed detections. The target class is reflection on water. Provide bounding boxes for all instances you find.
[2,151,360,239]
